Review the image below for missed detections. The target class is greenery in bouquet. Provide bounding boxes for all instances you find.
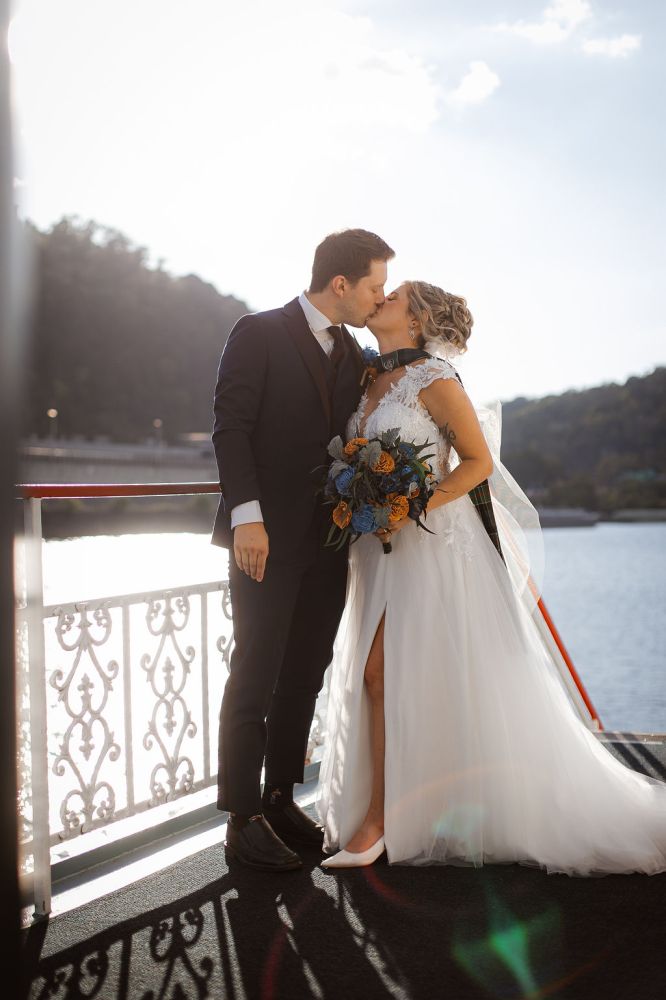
[317,429,439,552]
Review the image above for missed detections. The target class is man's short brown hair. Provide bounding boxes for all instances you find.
[309,229,395,293]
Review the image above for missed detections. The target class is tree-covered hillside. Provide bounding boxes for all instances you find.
[23,215,248,443]
[22,215,665,510]
[501,367,666,510]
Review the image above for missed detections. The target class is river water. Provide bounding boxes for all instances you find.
[38,522,666,733]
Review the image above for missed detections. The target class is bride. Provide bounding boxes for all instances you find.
[315,279,666,876]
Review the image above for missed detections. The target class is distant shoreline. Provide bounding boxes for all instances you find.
[21,505,666,541]
[538,508,666,528]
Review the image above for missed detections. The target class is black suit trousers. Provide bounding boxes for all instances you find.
[216,520,350,815]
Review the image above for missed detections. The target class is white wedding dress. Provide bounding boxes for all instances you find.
[315,356,666,876]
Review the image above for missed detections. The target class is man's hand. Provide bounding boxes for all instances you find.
[233,522,269,582]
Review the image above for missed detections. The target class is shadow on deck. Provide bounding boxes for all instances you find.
[20,736,666,1000]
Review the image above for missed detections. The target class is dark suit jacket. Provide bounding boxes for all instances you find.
[211,297,365,562]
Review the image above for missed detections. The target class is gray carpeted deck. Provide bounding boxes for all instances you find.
[20,736,666,999]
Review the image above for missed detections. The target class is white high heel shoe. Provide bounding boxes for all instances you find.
[320,835,386,868]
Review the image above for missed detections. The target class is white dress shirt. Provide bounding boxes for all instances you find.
[230,292,341,529]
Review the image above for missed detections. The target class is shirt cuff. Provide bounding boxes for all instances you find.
[230,499,264,529]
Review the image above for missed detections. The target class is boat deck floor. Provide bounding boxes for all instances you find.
[20,734,666,999]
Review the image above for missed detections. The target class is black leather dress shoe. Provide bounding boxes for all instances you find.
[224,815,303,871]
[262,800,325,847]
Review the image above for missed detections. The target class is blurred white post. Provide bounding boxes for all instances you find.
[3,0,38,981]
[23,496,52,915]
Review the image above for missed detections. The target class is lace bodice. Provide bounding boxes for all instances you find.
[346,357,460,482]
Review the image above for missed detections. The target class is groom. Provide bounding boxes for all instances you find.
[211,228,395,871]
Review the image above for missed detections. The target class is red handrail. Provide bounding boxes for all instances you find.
[16,482,221,499]
[537,596,603,729]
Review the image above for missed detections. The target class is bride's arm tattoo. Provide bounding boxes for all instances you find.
[435,421,457,495]
[440,420,456,449]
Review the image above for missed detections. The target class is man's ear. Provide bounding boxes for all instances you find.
[330,275,346,298]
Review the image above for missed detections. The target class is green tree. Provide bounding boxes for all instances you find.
[23,215,248,443]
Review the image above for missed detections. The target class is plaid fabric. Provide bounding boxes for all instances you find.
[467,479,505,563]
[453,371,505,564]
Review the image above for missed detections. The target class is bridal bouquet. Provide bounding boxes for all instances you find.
[318,430,438,553]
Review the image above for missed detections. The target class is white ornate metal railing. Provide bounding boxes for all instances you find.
[15,483,330,919]
[15,480,603,922]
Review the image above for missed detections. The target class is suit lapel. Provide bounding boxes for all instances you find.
[283,297,331,426]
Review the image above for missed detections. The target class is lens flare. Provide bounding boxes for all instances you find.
[433,802,486,841]
[452,888,562,998]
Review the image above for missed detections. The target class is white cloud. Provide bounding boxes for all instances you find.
[494,0,592,45]
[582,34,641,58]
[447,61,500,107]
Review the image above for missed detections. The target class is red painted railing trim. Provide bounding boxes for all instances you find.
[16,482,221,499]
[538,596,603,730]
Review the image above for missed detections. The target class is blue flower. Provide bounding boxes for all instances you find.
[398,442,416,458]
[351,504,378,534]
[361,346,380,366]
[401,467,420,482]
[334,466,355,496]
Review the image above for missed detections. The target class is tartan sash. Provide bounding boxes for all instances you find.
[467,479,505,563]
[453,371,505,564]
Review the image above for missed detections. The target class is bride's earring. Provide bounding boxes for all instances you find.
[409,326,416,342]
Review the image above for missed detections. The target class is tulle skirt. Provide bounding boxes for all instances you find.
[314,493,666,876]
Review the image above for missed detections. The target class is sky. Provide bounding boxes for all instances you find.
[7,0,665,405]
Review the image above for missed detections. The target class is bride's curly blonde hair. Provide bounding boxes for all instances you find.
[405,280,473,356]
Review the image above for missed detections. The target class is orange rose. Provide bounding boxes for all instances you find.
[389,495,410,523]
[344,437,369,455]
[371,450,396,474]
[332,501,352,529]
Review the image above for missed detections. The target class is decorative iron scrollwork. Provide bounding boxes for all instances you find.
[141,592,197,805]
[50,603,121,837]
[17,578,331,862]
[216,583,235,677]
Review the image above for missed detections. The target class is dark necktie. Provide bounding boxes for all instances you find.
[327,325,345,371]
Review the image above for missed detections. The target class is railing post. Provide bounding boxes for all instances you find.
[201,591,210,783]
[23,497,52,916]
[122,603,135,813]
